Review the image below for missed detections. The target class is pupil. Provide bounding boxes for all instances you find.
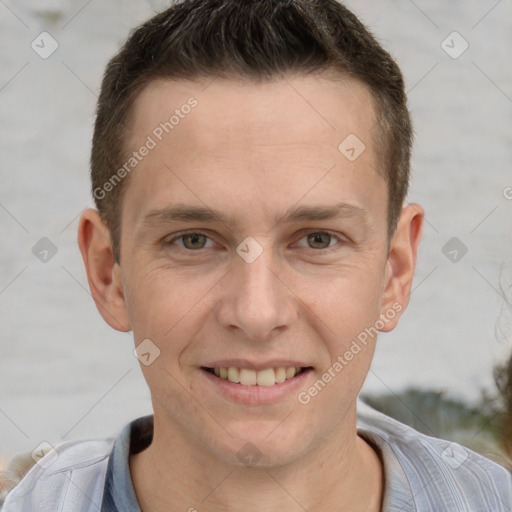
[310,233,329,248]
[186,234,204,249]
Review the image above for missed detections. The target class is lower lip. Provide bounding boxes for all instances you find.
[200,368,313,405]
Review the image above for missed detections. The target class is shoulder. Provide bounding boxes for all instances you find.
[356,399,512,510]
[2,437,114,512]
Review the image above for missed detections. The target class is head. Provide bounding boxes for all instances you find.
[79,0,423,468]
[90,0,413,262]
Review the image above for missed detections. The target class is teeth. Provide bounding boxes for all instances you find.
[227,367,239,383]
[211,366,303,386]
[239,368,257,385]
[275,367,286,383]
[256,368,275,387]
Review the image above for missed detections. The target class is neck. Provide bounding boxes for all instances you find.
[130,411,383,512]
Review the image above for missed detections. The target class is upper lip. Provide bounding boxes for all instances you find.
[202,359,311,371]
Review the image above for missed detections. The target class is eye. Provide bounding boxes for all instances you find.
[295,231,342,250]
[164,230,344,253]
[165,232,215,251]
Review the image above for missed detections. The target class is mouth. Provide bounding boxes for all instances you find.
[201,366,312,387]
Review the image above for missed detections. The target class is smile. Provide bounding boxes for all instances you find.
[204,366,306,386]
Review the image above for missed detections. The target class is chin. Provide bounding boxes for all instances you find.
[206,422,311,469]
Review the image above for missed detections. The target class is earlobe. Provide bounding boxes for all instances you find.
[77,209,131,332]
[378,203,424,332]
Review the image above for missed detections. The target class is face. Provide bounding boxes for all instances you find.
[81,73,422,467]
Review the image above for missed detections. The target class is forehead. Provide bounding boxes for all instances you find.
[128,73,378,151]
[121,74,385,232]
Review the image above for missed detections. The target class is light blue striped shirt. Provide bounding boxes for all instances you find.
[3,400,512,511]
[100,401,512,511]
[357,400,512,510]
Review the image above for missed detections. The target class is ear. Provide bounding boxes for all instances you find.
[77,209,131,332]
[378,203,424,332]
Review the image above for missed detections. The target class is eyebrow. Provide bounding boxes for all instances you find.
[142,202,369,231]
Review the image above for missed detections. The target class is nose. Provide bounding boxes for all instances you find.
[216,244,298,342]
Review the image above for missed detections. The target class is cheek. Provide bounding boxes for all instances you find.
[294,264,386,399]
[298,263,385,338]
[297,274,382,414]
[122,264,215,353]
[121,266,179,340]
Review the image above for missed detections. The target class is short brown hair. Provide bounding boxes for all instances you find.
[91,0,412,261]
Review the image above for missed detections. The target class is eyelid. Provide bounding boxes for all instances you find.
[164,230,218,249]
[164,229,346,251]
[293,229,346,249]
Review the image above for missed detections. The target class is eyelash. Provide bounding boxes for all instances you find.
[164,230,345,253]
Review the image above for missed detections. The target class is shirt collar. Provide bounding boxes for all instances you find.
[102,408,414,512]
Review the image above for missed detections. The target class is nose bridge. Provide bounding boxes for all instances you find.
[218,241,297,340]
[241,248,278,303]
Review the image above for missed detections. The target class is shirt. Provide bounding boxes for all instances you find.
[3,400,512,511]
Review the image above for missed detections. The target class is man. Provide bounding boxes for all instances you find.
[3,0,512,510]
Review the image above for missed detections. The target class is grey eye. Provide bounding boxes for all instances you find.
[174,233,211,250]
[306,232,333,249]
